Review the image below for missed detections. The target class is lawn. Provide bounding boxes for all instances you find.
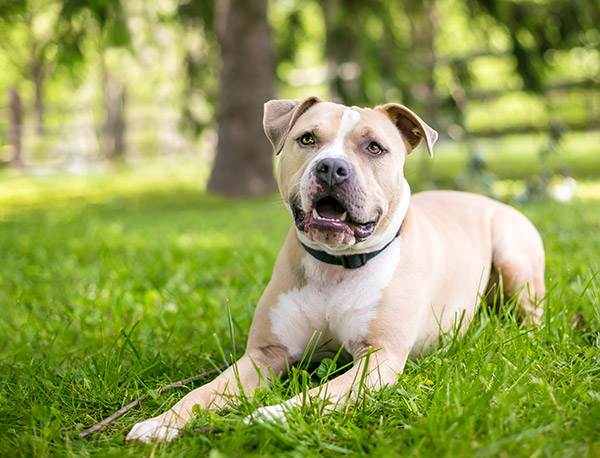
[1,161,599,457]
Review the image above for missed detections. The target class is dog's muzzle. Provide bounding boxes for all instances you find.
[291,157,380,246]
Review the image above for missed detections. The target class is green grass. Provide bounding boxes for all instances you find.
[0,163,599,457]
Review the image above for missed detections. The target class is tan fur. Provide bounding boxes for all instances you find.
[127,98,545,443]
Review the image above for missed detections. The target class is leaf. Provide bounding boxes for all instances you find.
[316,358,336,379]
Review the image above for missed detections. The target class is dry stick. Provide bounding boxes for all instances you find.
[78,363,230,439]
[183,427,236,437]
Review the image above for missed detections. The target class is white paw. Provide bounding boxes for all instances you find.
[244,401,294,425]
[126,418,181,443]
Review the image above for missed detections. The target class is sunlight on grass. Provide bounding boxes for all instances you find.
[404,131,600,190]
[492,179,600,202]
[176,232,236,250]
[577,181,600,200]
[0,158,210,211]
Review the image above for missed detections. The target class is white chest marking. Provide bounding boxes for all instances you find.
[269,237,401,360]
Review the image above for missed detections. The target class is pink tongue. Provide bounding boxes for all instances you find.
[316,198,345,219]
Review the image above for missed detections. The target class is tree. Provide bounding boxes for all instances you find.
[58,0,131,162]
[176,0,219,138]
[0,0,60,136]
[102,70,126,162]
[464,0,600,93]
[8,87,23,170]
[0,0,131,165]
[207,0,277,196]
[273,0,599,196]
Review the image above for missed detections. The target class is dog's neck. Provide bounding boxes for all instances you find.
[299,178,411,269]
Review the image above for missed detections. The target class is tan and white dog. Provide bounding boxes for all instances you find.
[127,96,545,443]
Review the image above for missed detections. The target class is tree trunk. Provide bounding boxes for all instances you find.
[31,61,45,136]
[8,87,24,170]
[104,72,126,162]
[410,0,438,188]
[207,0,277,197]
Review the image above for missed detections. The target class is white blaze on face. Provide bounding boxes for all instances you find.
[300,109,360,211]
[330,109,361,159]
[308,109,361,168]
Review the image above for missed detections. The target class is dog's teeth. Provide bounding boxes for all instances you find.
[311,208,347,222]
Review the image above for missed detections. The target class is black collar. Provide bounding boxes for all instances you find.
[300,226,402,269]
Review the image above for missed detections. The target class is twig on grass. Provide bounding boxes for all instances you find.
[184,427,236,436]
[78,363,231,439]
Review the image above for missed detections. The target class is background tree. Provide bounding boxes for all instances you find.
[274,0,599,195]
[207,0,277,196]
[58,0,131,163]
[0,0,60,136]
[460,0,600,196]
[0,0,597,196]
[176,0,219,138]
[8,87,23,170]
[176,0,277,196]
[464,0,600,93]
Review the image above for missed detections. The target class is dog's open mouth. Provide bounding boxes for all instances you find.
[293,196,378,245]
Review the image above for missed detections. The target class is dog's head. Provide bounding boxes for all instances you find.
[264,96,437,254]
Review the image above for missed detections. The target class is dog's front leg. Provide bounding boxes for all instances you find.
[250,344,407,422]
[126,348,288,443]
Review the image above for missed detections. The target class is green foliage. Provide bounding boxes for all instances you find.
[177,0,216,32]
[175,0,220,136]
[464,0,600,92]
[1,0,597,188]
[0,0,130,90]
[272,0,599,157]
[0,164,599,456]
[0,0,25,18]
[54,0,131,82]
[0,1,58,80]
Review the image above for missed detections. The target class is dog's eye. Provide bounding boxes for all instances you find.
[299,133,315,146]
[366,142,382,155]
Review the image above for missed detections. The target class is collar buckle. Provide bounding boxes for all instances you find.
[341,253,367,269]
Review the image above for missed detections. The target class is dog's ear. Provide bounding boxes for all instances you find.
[377,103,438,158]
[263,95,324,155]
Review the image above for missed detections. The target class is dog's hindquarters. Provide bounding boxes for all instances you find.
[489,204,546,323]
[410,191,545,327]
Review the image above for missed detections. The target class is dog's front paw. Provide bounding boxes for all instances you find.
[126,417,181,443]
[244,401,295,425]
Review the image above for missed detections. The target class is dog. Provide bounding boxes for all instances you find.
[126,96,545,443]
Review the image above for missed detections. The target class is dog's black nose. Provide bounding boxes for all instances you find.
[315,158,351,187]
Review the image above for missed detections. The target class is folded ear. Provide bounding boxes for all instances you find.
[263,95,324,154]
[377,103,438,157]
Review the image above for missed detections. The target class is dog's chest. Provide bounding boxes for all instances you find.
[269,240,401,360]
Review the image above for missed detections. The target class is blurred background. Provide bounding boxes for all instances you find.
[0,0,599,200]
